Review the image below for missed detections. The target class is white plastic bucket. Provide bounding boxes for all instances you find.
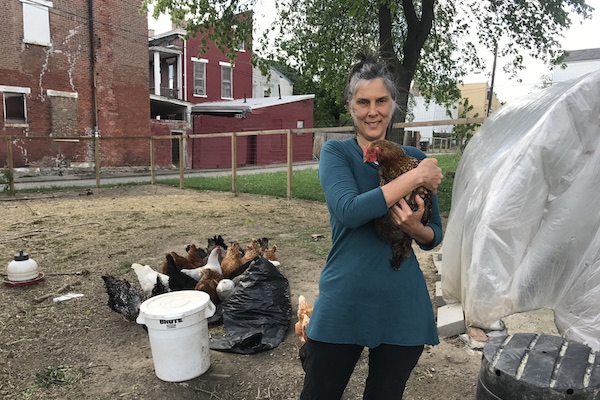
[136,290,216,382]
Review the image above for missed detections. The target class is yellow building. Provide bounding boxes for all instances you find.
[458,82,502,118]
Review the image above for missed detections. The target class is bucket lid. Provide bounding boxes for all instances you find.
[139,290,212,320]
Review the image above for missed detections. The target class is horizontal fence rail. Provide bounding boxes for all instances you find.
[0,117,484,197]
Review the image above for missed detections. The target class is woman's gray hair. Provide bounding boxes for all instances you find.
[344,47,399,106]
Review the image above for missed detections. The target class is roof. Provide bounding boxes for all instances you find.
[148,29,186,43]
[191,95,315,116]
[270,67,294,85]
[564,48,600,62]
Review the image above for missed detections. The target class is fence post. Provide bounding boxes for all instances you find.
[287,129,293,200]
[150,137,156,185]
[6,137,15,195]
[231,132,238,196]
[178,135,184,189]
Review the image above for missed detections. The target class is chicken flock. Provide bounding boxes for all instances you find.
[102,235,279,323]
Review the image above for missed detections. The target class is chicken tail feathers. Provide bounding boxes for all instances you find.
[390,241,412,270]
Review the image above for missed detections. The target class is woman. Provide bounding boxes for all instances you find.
[300,48,444,399]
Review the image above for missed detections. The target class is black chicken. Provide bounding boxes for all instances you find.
[363,139,432,269]
[207,235,228,252]
[151,275,170,297]
[164,253,198,291]
[101,275,142,322]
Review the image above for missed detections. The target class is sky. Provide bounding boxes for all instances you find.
[482,0,600,103]
[148,0,600,103]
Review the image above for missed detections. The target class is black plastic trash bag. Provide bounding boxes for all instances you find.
[209,256,292,354]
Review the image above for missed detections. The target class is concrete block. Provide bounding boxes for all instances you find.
[437,302,466,338]
[434,259,442,281]
[435,281,446,307]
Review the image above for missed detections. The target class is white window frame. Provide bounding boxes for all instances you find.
[220,61,233,99]
[192,57,208,97]
[0,85,31,126]
[21,0,53,47]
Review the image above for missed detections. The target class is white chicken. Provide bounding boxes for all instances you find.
[216,275,245,302]
[180,246,223,281]
[131,263,170,297]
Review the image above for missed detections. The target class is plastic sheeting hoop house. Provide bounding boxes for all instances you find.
[441,69,600,350]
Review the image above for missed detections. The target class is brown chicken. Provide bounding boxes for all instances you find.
[194,268,223,305]
[263,245,278,262]
[295,295,313,345]
[241,238,262,264]
[220,241,243,278]
[258,237,278,262]
[162,251,198,272]
[363,139,432,269]
[185,243,207,268]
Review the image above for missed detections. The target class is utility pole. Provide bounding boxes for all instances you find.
[487,42,498,117]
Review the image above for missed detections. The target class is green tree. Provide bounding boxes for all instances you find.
[259,0,593,141]
[144,0,594,141]
[143,0,254,63]
[266,60,347,126]
[449,98,480,153]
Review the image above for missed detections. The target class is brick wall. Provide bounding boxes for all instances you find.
[0,0,151,168]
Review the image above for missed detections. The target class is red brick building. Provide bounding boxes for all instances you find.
[149,26,314,169]
[190,95,315,169]
[0,0,150,168]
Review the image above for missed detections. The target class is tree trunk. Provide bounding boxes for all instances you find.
[378,0,434,143]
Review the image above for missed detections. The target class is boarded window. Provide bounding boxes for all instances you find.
[22,0,52,46]
[48,90,78,136]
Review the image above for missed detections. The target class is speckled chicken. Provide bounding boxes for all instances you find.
[363,139,432,269]
[101,275,142,322]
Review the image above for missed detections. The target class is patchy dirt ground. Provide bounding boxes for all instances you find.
[0,185,484,400]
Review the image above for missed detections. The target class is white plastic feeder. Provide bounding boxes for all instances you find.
[6,250,39,282]
[136,290,216,382]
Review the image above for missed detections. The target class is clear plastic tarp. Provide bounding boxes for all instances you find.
[442,69,600,350]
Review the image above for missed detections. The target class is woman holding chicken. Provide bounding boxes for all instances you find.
[300,48,444,399]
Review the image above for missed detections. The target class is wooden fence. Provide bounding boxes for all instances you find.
[1,117,484,198]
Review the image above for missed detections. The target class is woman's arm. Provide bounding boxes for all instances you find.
[319,141,388,228]
[380,158,443,208]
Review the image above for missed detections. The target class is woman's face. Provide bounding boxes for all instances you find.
[350,78,394,143]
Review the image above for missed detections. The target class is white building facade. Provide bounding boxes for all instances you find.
[252,66,293,98]
[553,48,600,83]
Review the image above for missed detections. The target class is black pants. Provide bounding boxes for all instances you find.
[300,338,423,400]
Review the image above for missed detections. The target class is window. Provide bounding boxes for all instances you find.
[220,62,233,99]
[192,58,207,96]
[168,64,175,90]
[1,86,31,125]
[21,0,52,46]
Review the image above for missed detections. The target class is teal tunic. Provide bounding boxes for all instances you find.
[306,137,442,348]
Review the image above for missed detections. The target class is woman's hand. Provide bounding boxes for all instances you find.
[390,196,434,244]
[381,157,443,208]
[415,158,443,193]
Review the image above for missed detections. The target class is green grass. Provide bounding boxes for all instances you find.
[159,153,461,215]
[434,153,461,215]
[159,168,326,202]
